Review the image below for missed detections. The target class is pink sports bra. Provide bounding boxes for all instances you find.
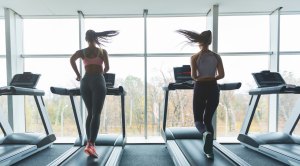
[82,48,104,66]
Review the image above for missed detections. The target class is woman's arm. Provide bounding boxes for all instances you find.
[215,54,225,80]
[102,49,110,73]
[190,55,198,81]
[70,50,82,81]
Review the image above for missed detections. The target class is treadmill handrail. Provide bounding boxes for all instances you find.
[50,86,126,96]
[162,82,242,132]
[249,84,300,95]
[0,86,45,96]
[164,82,241,91]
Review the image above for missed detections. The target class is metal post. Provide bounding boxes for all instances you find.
[143,9,148,139]
[206,4,219,139]
[269,7,282,132]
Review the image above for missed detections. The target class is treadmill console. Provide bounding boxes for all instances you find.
[173,65,192,83]
[104,73,115,88]
[9,72,41,88]
[252,70,286,87]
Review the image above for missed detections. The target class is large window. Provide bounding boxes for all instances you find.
[23,19,79,54]
[0,58,7,137]
[279,55,300,135]
[217,55,270,137]
[219,15,269,52]
[280,15,300,135]
[0,19,5,55]
[147,16,206,53]
[24,58,80,139]
[107,57,145,137]
[147,57,191,136]
[280,15,300,51]
[85,18,144,54]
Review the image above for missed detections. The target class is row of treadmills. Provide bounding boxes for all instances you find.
[0,70,299,166]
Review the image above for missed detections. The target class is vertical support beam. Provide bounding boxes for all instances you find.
[162,89,169,132]
[78,11,85,132]
[269,7,282,132]
[143,9,148,139]
[5,8,24,132]
[206,4,219,139]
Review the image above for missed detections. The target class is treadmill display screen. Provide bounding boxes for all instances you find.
[9,72,41,88]
[252,70,286,87]
[104,73,115,88]
[174,65,192,83]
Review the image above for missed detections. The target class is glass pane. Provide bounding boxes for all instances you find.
[147,57,191,136]
[294,121,300,135]
[0,58,6,86]
[85,18,144,54]
[279,54,300,134]
[0,58,7,136]
[108,57,145,137]
[147,17,206,53]
[23,19,79,54]
[247,95,269,134]
[24,58,79,139]
[217,55,270,137]
[0,19,5,55]
[219,16,269,52]
[280,15,300,51]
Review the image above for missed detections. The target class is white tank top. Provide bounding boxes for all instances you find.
[196,52,218,77]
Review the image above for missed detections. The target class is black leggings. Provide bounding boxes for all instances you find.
[80,73,107,143]
[193,81,220,135]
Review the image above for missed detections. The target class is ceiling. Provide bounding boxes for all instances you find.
[0,0,300,17]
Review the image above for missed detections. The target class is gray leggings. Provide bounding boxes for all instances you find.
[80,73,107,143]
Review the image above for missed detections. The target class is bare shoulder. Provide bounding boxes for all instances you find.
[211,51,222,61]
[191,53,199,60]
[102,48,108,55]
[74,50,84,58]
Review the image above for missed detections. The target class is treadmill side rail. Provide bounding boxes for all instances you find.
[167,140,190,166]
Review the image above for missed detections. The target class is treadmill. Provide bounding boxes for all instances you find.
[48,73,126,166]
[0,72,56,166]
[238,70,300,166]
[161,65,250,166]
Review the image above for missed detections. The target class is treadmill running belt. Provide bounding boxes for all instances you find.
[175,139,237,166]
[61,146,114,166]
[0,145,36,161]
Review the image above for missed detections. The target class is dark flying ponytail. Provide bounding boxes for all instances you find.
[176,29,212,46]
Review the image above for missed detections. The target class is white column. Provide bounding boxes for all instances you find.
[269,7,282,132]
[206,4,219,139]
[5,8,25,132]
[78,10,86,132]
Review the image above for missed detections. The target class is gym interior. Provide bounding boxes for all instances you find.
[0,0,299,166]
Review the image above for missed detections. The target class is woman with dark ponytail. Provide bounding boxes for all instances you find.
[70,29,119,158]
[177,29,225,159]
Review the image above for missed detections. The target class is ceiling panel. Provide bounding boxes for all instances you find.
[0,0,300,17]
